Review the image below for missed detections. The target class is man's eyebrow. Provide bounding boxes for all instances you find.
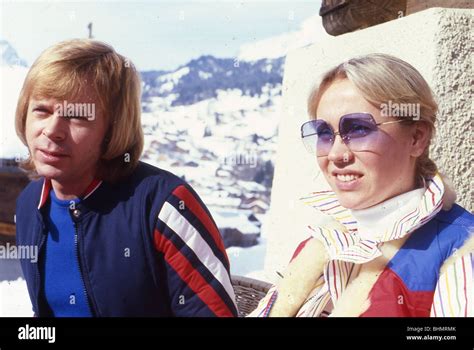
[31,104,51,111]
[30,100,54,108]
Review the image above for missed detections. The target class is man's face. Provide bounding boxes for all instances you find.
[25,89,107,184]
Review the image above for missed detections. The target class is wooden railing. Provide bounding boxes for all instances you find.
[0,222,15,237]
[0,164,30,239]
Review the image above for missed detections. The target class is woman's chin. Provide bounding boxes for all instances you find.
[335,192,372,210]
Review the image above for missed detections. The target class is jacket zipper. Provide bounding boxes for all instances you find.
[35,232,46,316]
[73,221,94,315]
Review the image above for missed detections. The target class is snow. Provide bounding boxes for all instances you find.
[238,14,330,61]
[0,65,30,159]
[158,66,190,84]
[202,196,241,208]
[213,89,262,112]
[140,72,278,262]
[240,199,270,211]
[212,209,260,235]
[198,71,212,80]
[158,81,174,93]
[141,88,281,166]
[155,67,191,93]
[0,259,32,316]
[227,239,266,276]
[237,180,266,193]
[0,40,27,67]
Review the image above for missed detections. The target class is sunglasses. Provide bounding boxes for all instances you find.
[301,113,409,156]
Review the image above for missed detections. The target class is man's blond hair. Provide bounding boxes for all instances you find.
[15,39,143,183]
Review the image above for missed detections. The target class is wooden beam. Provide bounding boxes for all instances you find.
[319,0,408,36]
[0,222,15,237]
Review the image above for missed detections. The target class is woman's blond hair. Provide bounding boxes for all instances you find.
[15,38,143,183]
[307,53,438,181]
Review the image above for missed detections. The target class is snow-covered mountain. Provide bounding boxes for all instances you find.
[140,54,283,247]
[0,39,29,160]
[0,40,27,67]
[141,55,284,106]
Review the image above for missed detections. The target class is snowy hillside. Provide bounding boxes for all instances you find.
[140,57,283,248]
[0,39,29,160]
[141,55,284,106]
[0,40,28,67]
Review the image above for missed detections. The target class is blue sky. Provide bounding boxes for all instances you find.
[1,0,320,71]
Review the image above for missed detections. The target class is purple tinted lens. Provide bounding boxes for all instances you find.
[340,114,377,137]
[315,122,334,155]
[301,120,334,155]
[301,120,319,137]
[340,113,380,151]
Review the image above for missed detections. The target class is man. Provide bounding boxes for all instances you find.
[15,39,237,317]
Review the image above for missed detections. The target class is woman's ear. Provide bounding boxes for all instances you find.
[410,121,431,157]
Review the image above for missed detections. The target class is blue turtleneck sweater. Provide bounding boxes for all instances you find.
[41,190,92,317]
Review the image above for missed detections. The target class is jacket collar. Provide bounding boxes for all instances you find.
[300,173,445,264]
[38,178,103,209]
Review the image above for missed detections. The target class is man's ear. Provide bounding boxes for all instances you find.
[410,121,431,157]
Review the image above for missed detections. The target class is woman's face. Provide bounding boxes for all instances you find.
[316,79,425,210]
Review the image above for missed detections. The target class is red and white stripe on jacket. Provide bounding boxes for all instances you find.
[154,185,237,317]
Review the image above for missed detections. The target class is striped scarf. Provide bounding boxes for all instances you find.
[300,173,444,264]
[254,173,446,317]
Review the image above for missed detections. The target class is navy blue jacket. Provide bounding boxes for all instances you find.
[16,161,237,317]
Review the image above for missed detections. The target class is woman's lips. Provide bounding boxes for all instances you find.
[37,149,69,163]
[333,173,363,191]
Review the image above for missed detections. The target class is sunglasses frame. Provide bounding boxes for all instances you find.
[301,112,410,155]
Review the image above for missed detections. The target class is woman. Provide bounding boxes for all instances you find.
[250,53,473,317]
[15,39,237,317]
